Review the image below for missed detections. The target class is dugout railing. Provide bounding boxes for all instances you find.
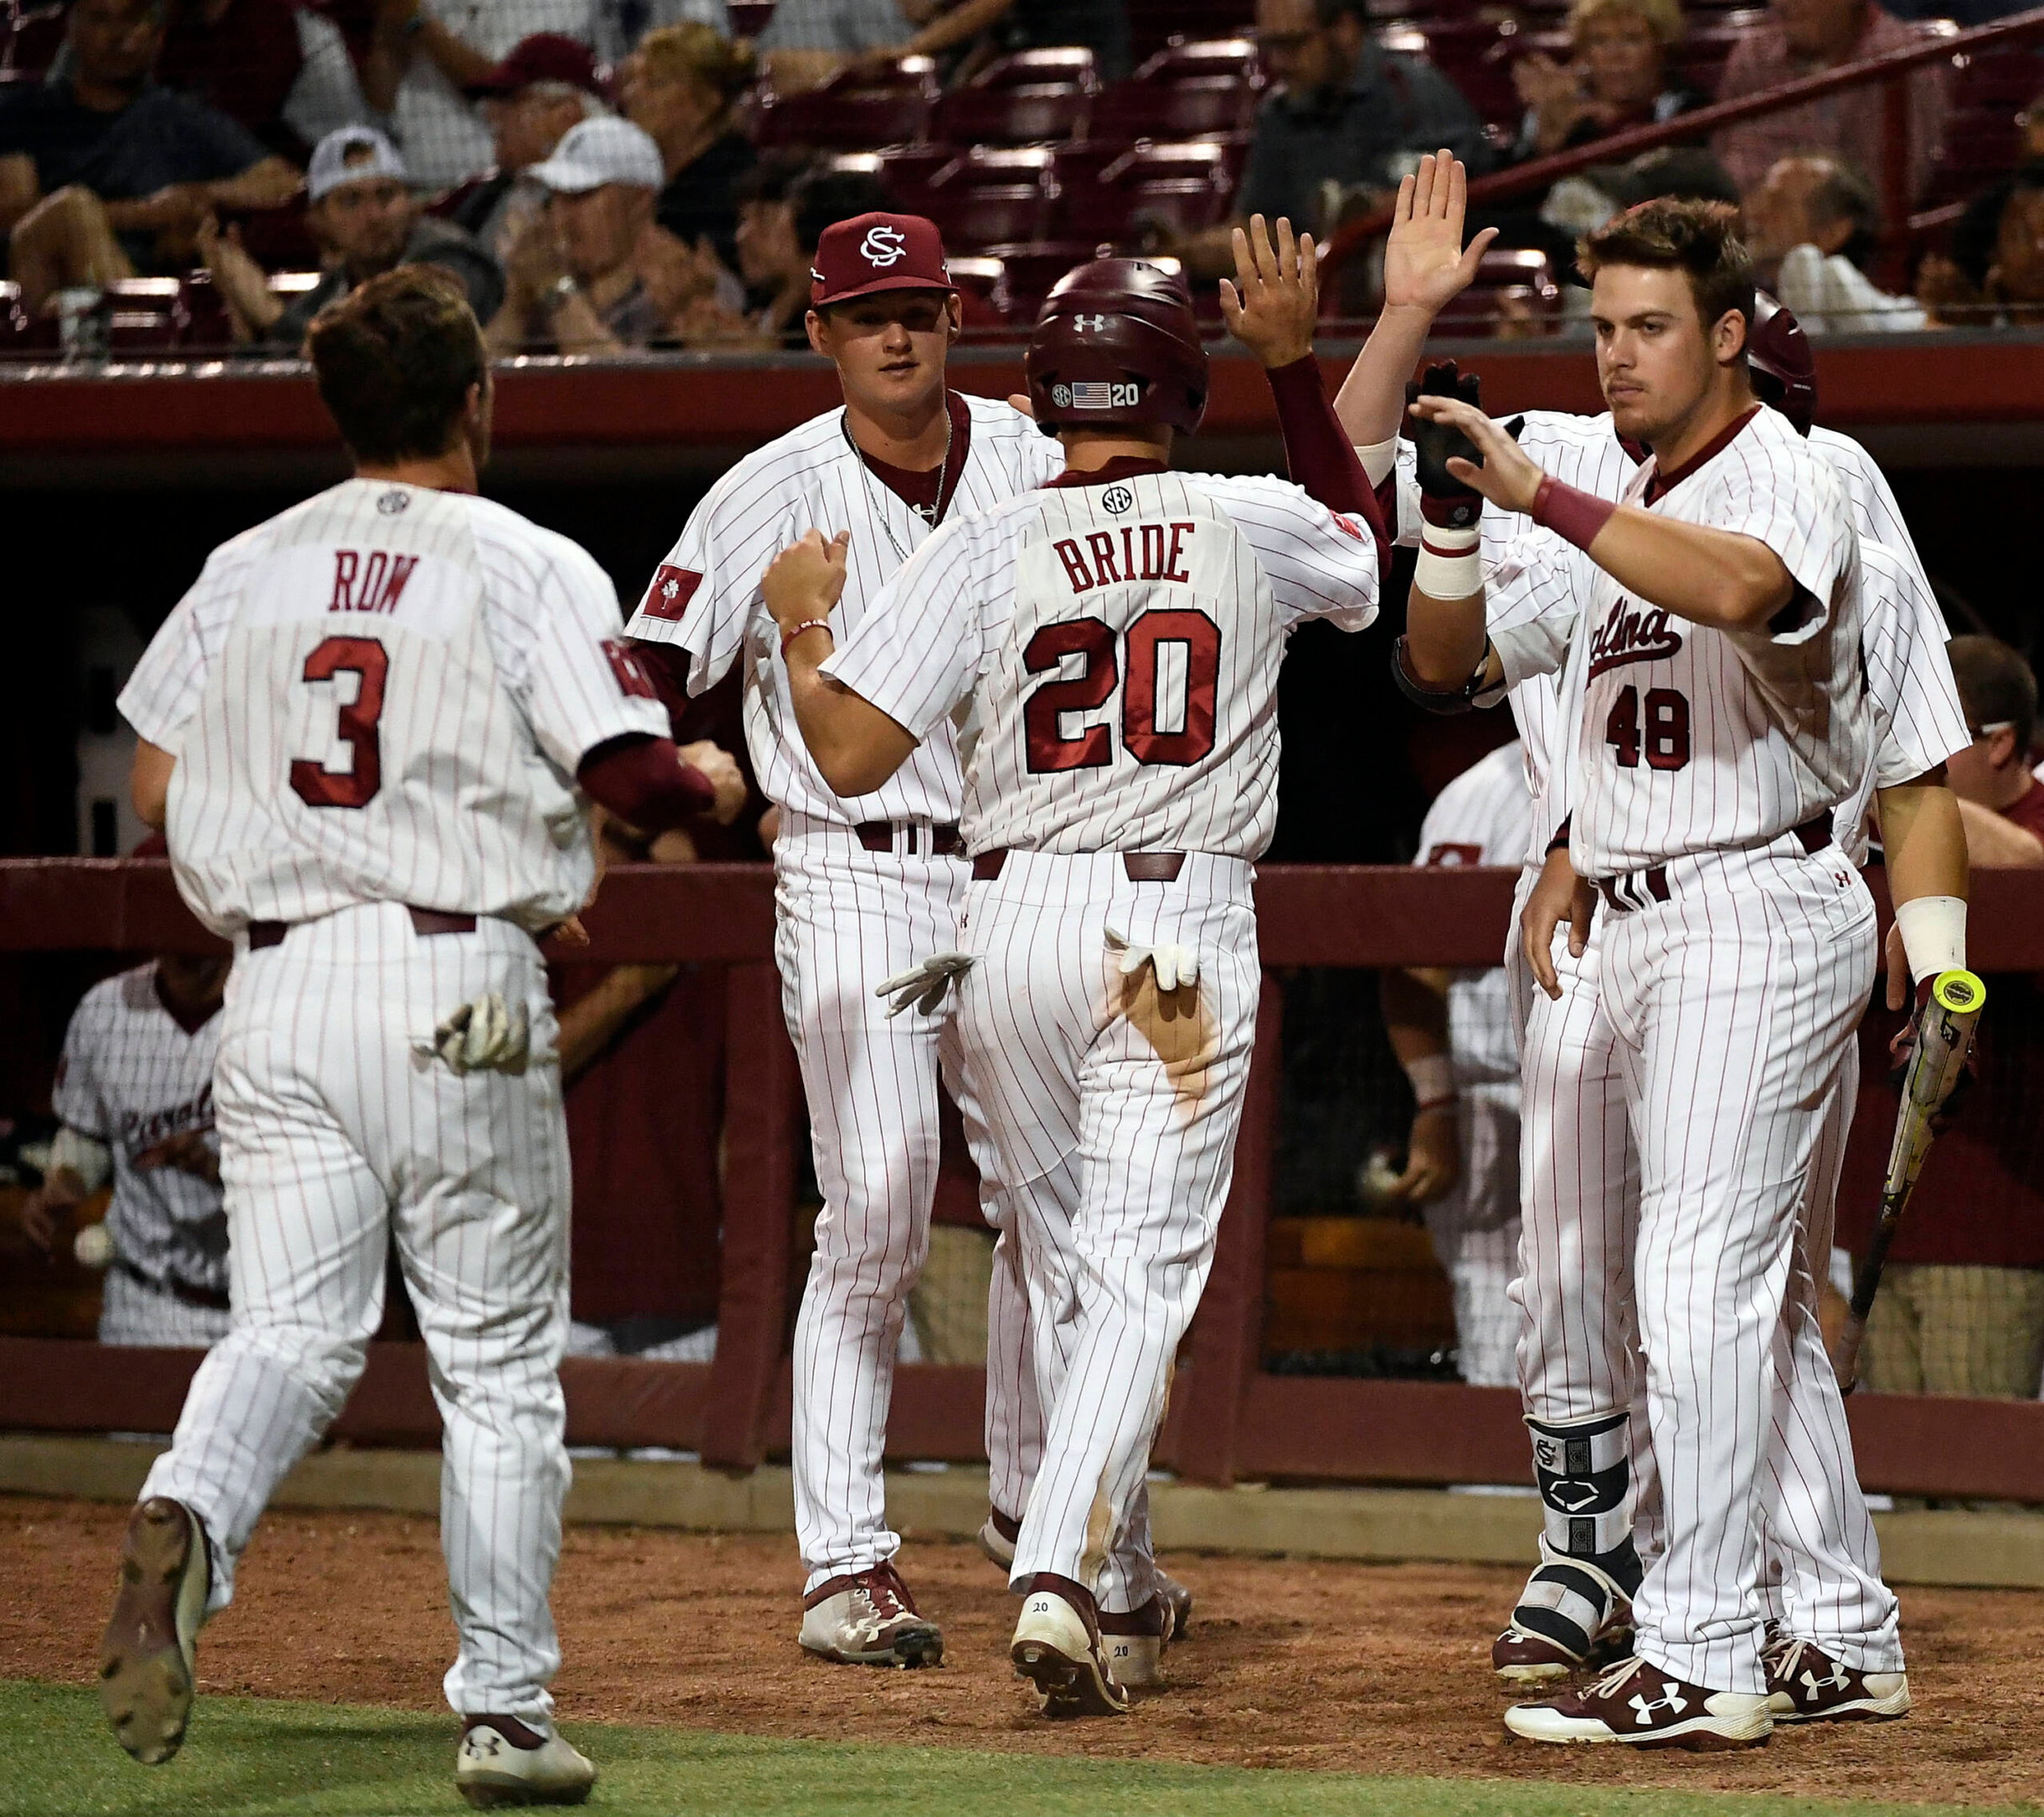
[3,856,2044,1503]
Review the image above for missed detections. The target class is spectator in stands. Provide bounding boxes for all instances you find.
[16,949,233,1348]
[590,0,733,67]
[619,22,757,273]
[1742,151,1927,329]
[1715,0,1948,205]
[845,0,1134,87]
[0,0,301,316]
[487,114,702,351]
[447,33,609,266]
[1511,0,1702,161]
[367,0,596,193]
[756,0,917,94]
[715,159,894,346]
[1848,635,2044,1400]
[1921,158,2044,326]
[156,0,373,162]
[200,124,502,343]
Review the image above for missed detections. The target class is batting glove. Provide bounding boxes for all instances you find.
[414,993,531,1075]
[1104,924,1199,993]
[875,951,974,1018]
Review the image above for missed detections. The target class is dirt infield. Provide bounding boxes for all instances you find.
[5,1494,2040,1805]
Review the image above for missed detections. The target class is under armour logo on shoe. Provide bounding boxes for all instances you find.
[1629,1687,1689,1724]
[463,1732,500,1759]
[1800,1665,1852,1700]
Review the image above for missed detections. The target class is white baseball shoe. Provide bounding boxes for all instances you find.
[799,1562,944,1667]
[1763,1634,1911,1723]
[1011,1576,1130,1717]
[980,1507,1194,1638]
[1491,1539,1634,1688]
[1506,1654,1772,1751]
[99,1497,209,1766]
[1100,1595,1172,1687]
[455,1717,596,1808]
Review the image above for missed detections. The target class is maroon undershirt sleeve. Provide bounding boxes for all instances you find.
[628,640,695,741]
[1263,354,1390,561]
[578,734,714,832]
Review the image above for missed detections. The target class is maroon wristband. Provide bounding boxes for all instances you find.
[1529,474,1619,553]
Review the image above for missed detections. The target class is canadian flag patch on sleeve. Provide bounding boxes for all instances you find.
[640,565,703,622]
[1332,514,1365,542]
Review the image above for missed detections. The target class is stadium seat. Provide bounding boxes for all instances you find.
[1401,20,1525,130]
[1095,34,1263,138]
[933,49,1099,146]
[1952,45,2044,108]
[1433,246,1563,337]
[1925,106,2025,206]
[753,57,940,150]
[177,269,237,350]
[0,278,34,352]
[945,253,1018,331]
[977,241,1104,317]
[823,144,956,213]
[1126,0,1253,67]
[1048,139,1236,246]
[921,147,1056,248]
[1131,34,1256,83]
[103,277,184,352]
[728,0,775,37]
[218,198,317,273]
[1676,11,1767,91]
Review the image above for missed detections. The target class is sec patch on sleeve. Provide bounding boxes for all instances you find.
[641,566,703,622]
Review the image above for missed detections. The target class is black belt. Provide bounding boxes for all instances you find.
[854,820,961,857]
[1596,813,1833,916]
[248,906,479,950]
[972,850,1186,883]
[116,1257,230,1313]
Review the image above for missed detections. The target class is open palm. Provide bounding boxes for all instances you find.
[1383,151,1498,315]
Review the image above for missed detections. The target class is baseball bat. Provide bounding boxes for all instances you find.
[1830,967,1987,1391]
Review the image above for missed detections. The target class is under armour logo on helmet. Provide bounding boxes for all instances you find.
[1073,313,1110,331]
[1629,1687,1689,1724]
[861,225,908,267]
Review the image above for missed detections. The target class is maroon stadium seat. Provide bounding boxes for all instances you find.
[0,278,34,352]
[822,144,956,215]
[1131,34,1256,83]
[103,277,185,352]
[945,252,1018,331]
[728,0,775,37]
[1434,246,1563,338]
[1096,34,1263,138]
[1048,139,1236,246]
[1925,106,2025,206]
[1405,19,1525,129]
[978,241,1104,317]
[754,56,940,149]
[177,270,238,350]
[1125,0,1253,68]
[934,49,1099,146]
[922,147,1056,247]
[1952,45,2044,108]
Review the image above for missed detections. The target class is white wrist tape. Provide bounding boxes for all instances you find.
[50,1126,112,1194]
[1406,1052,1455,1107]
[1351,435,1399,488]
[1894,894,1967,982]
[1413,523,1482,600]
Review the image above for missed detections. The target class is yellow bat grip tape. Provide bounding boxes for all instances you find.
[1930,968,1986,1015]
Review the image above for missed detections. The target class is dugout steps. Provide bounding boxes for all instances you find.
[8,1433,2043,1592]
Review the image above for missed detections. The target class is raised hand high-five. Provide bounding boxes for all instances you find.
[1383,150,1499,319]
[1219,213,1320,370]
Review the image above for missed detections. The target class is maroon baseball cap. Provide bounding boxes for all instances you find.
[810,213,956,308]
[467,34,603,99]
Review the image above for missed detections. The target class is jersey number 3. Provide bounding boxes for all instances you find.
[290,635,388,809]
[1604,684,1691,772]
[1022,610,1221,772]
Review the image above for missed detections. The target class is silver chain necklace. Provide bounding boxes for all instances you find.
[841,403,956,564]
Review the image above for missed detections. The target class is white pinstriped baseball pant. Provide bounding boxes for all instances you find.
[1506,856,1898,1673]
[776,818,1040,1593]
[955,850,1258,1615]
[140,901,572,1729]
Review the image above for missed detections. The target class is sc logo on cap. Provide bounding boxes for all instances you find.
[861,225,908,268]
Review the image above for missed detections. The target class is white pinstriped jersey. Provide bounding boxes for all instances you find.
[1414,740,1532,1086]
[623,394,1067,825]
[822,466,1380,859]
[119,479,666,940]
[1491,407,1867,875]
[53,965,225,1295]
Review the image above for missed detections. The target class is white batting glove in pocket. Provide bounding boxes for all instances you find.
[1104,924,1199,993]
[874,951,975,1018]
[414,993,531,1075]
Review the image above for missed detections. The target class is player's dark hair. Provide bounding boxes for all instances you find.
[306,265,486,466]
[1947,633,2038,751]
[1578,197,1758,347]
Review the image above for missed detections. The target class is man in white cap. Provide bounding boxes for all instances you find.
[485,115,684,355]
[199,124,503,346]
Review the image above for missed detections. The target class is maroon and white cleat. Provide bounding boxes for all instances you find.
[799,1562,943,1667]
[1506,1655,1773,1750]
[1763,1634,1910,1723]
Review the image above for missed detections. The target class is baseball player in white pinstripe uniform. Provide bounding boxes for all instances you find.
[97,268,743,1808]
[1404,198,1972,1749]
[760,225,1390,1716]
[1380,740,1531,1387]
[22,953,233,1347]
[622,211,1082,1668]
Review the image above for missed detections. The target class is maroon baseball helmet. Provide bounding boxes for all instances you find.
[1025,255,1209,437]
[1746,292,1816,437]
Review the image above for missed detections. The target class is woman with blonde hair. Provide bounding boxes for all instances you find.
[1512,0,1701,160]
[620,20,758,269]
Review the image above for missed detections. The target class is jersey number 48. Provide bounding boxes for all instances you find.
[1604,683,1692,772]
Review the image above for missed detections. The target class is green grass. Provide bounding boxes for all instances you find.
[4,1681,2031,1817]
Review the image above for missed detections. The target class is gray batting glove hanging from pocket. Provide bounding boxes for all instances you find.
[1104,924,1199,993]
[414,993,531,1074]
[874,951,975,1018]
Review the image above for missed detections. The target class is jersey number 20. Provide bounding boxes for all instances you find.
[290,635,388,809]
[1022,610,1221,772]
